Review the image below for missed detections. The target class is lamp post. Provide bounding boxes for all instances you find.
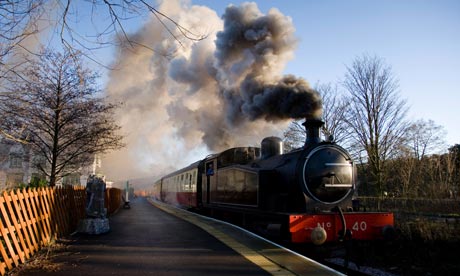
[124,180,131,209]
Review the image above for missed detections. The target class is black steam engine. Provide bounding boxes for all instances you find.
[152,119,393,244]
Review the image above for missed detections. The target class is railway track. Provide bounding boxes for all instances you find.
[266,234,397,276]
[291,244,397,276]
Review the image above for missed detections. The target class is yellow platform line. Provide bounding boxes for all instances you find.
[148,199,296,276]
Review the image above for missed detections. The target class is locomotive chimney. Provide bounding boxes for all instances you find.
[302,119,324,147]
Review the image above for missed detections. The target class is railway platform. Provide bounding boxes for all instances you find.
[15,197,343,276]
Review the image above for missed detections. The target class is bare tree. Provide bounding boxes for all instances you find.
[316,82,350,144]
[0,0,205,69]
[1,48,124,186]
[283,120,305,151]
[405,119,447,160]
[0,0,44,87]
[54,0,206,59]
[392,147,418,197]
[448,144,460,198]
[283,83,349,150]
[1,0,206,141]
[343,54,408,196]
[386,121,451,199]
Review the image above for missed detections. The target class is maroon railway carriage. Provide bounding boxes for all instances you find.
[152,119,394,244]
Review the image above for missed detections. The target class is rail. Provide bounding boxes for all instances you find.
[0,186,122,275]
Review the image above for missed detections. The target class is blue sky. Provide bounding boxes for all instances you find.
[191,0,460,147]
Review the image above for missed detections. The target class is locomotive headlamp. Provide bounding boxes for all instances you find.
[311,226,327,245]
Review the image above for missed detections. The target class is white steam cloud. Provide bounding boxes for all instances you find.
[101,0,322,183]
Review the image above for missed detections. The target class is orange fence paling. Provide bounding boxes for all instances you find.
[0,186,122,276]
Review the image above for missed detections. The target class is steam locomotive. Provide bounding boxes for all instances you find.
[152,119,394,245]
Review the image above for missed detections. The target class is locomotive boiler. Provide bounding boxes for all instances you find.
[152,119,394,245]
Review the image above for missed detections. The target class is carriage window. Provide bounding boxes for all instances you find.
[206,163,214,176]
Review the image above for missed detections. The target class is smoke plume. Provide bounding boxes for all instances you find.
[102,0,322,183]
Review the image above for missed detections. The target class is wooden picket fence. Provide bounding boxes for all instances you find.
[105,188,123,215]
[0,186,122,276]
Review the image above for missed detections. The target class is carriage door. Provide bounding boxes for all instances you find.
[205,161,215,204]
